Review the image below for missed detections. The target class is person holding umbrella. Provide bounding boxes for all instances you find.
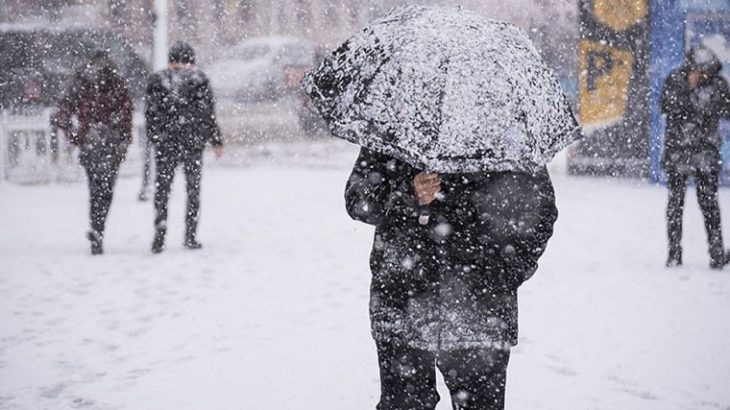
[660,46,730,269]
[304,6,579,410]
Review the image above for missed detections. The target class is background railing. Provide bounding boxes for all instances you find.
[0,109,146,184]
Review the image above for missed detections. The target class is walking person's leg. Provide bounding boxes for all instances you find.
[85,135,127,254]
[139,137,153,201]
[437,348,510,410]
[152,148,177,253]
[666,171,688,266]
[696,170,726,268]
[375,342,440,410]
[85,164,104,255]
[182,150,203,249]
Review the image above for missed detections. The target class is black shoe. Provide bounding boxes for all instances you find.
[183,238,202,250]
[666,253,682,267]
[151,231,166,254]
[87,230,103,255]
[710,251,730,270]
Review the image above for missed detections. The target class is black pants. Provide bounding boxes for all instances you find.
[153,147,203,240]
[666,169,723,263]
[376,342,510,410]
[81,125,126,236]
[139,136,153,196]
[85,164,121,235]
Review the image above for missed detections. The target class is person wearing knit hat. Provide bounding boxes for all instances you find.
[168,41,196,65]
[145,41,224,253]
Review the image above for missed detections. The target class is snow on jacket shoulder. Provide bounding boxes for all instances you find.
[145,67,222,150]
[344,147,558,350]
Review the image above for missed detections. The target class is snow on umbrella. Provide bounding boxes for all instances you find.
[302,5,581,173]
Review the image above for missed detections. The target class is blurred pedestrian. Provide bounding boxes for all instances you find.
[145,41,223,254]
[56,50,133,255]
[660,46,730,269]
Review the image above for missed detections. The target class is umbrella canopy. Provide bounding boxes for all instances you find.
[303,5,580,173]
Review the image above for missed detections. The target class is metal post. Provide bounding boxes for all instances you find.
[0,111,5,183]
[153,0,169,71]
[270,0,280,35]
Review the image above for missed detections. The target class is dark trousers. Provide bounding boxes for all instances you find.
[81,125,126,236]
[85,164,121,235]
[666,170,723,263]
[153,147,203,240]
[376,342,510,410]
[139,137,153,196]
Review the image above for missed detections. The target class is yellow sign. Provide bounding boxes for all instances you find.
[579,40,634,125]
[593,0,648,31]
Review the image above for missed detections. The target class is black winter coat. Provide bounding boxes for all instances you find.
[660,53,730,174]
[57,59,133,146]
[145,67,222,151]
[345,148,558,351]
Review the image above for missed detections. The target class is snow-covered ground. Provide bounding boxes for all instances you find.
[1,141,729,410]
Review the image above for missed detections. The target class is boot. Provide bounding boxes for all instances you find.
[710,250,730,270]
[151,228,166,254]
[183,235,202,250]
[666,246,682,267]
[87,230,103,255]
[709,239,726,270]
[184,222,201,250]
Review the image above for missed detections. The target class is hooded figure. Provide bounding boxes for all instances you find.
[660,46,730,268]
[56,50,133,254]
[145,41,223,253]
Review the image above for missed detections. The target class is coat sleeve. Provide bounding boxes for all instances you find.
[110,74,133,142]
[55,75,81,144]
[716,76,730,119]
[197,74,223,146]
[660,72,689,117]
[344,148,418,226]
[495,170,558,291]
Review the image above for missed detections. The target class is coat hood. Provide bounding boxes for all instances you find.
[685,46,722,75]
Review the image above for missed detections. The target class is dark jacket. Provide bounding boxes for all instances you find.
[661,47,730,174]
[56,59,133,146]
[145,67,222,151]
[345,148,558,351]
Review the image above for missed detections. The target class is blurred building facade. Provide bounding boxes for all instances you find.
[1,0,577,66]
[0,0,396,65]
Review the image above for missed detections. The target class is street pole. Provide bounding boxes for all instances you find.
[270,0,280,35]
[153,0,168,71]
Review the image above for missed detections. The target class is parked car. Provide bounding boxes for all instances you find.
[0,23,149,110]
[207,35,327,136]
[207,35,319,102]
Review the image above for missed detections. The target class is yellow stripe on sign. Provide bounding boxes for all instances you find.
[579,40,634,125]
[593,0,648,31]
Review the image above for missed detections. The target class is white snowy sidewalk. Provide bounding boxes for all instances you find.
[1,144,729,410]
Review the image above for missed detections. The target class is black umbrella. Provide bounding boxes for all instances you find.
[303,5,580,173]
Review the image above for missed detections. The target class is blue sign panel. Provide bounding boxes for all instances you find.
[686,12,730,185]
[649,5,730,185]
[648,0,685,183]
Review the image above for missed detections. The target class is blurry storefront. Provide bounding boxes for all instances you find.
[572,0,730,184]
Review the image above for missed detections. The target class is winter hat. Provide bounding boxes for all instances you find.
[90,49,110,61]
[686,46,721,74]
[169,41,196,65]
